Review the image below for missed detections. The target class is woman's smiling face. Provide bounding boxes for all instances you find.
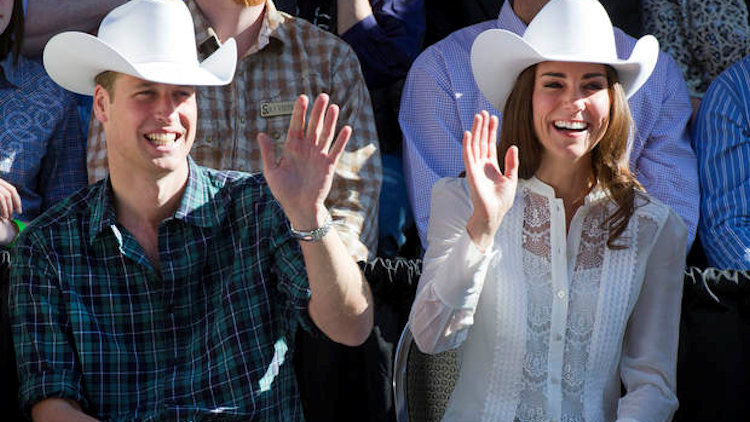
[532,61,611,170]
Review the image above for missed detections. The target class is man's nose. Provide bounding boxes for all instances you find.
[154,93,179,122]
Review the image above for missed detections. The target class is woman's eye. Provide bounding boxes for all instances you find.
[544,82,562,88]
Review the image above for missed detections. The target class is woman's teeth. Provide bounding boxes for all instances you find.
[554,121,587,130]
[145,133,177,146]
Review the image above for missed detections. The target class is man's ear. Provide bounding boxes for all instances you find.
[92,85,111,124]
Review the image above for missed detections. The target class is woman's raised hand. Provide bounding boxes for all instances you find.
[463,111,519,252]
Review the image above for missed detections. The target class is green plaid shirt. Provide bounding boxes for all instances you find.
[10,158,314,421]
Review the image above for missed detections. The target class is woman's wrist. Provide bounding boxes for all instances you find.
[465,214,498,253]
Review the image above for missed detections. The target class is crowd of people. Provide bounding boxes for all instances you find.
[1,0,749,421]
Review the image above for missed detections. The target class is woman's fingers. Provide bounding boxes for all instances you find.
[504,145,519,181]
[488,115,499,161]
[479,111,489,159]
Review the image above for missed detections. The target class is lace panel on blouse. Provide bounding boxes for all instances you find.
[515,193,609,422]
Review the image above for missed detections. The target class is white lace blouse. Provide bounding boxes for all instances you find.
[410,177,687,422]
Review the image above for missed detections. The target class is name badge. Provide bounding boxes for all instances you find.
[260,101,295,118]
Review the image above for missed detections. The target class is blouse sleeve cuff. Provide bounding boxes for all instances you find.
[432,229,497,310]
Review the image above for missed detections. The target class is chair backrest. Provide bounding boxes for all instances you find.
[393,324,460,422]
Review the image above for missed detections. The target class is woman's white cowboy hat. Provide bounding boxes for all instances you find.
[43,0,237,95]
[470,0,659,111]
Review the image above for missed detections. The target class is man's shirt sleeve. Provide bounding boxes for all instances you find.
[326,40,382,261]
[10,231,89,416]
[631,51,699,248]
[693,58,750,269]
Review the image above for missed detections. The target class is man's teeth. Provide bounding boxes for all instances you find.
[554,121,587,130]
[145,133,177,145]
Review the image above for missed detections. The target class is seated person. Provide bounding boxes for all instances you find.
[399,0,698,251]
[409,0,686,420]
[0,0,86,247]
[10,0,373,420]
[692,54,750,269]
[86,0,382,263]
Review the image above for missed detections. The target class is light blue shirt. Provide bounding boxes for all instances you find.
[399,0,698,250]
[692,55,750,269]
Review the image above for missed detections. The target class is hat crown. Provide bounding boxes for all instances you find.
[524,0,617,62]
[98,0,199,67]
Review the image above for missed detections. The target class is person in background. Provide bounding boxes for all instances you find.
[11,0,372,420]
[1,2,86,414]
[421,0,642,49]
[643,0,750,116]
[0,0,86,246]
[399,0,698,253]
[275,0,425,258]
[86,0,381,263]
[692,54,750,269]
[409,1,686,420]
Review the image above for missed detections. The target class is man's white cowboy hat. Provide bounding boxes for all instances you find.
[470,0,659,111]
[43,0,237,95]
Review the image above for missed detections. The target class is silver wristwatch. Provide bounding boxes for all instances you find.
[289,214,333,242]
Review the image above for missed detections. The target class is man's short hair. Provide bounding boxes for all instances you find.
[94,71,119,101]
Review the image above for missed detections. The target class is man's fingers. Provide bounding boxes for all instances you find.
[321,104,340,152]
[306,94,329,145]
[287,95,309,142]
[329,125,352,166]
[256,132,278,172]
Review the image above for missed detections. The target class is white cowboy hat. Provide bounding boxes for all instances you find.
[470,0,659,111]
[43,0,237,95]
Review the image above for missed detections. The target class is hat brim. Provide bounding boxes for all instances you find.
[43,32,237,95]
[470,29,659,111]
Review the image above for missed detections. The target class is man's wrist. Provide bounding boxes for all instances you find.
[290,212,333,242]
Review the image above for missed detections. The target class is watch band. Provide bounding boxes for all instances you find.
[289,213,333,242]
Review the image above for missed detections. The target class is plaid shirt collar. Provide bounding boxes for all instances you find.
[88,157,225,245]
[189,0,287,59]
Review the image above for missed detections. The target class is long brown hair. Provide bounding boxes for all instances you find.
[498,64,645,249]
[0,0,24,64]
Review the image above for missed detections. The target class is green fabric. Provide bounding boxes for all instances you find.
[10,158,313,421]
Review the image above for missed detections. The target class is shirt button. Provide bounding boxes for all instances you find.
[272,131,282,140]
[240,117,246,124]
[554,333,563,342]
[205,137,213,144]
[557,290,566,299]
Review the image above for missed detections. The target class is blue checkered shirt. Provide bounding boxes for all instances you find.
[399,0,698,250]
[10,158,314,421]
[0,54,86,221]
